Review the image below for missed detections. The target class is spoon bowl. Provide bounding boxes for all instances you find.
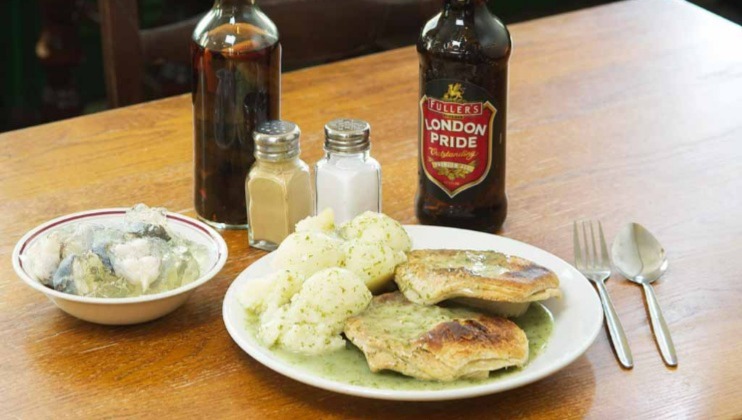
[612,223,669,284]
[611,223,677,367]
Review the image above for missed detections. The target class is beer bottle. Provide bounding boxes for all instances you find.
[416,0,512,232]
[192,0,281,229]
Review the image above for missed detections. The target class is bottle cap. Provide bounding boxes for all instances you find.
[324,118,370,153]
[254,120,301,161]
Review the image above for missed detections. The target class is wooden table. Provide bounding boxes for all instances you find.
[1,0,740,417]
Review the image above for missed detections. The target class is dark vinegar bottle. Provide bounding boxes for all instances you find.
[416,0,511,232]
[192,0,281,229]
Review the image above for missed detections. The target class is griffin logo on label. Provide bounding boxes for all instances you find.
[443,83,464,102]
[419,82,496,197]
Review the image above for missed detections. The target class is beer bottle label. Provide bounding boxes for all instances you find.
[419,79,497,197]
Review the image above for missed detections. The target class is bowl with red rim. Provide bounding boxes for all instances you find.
[12,208,228,325]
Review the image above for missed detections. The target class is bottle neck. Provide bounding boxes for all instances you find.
[215,0,255,7]
[443,1,477,21]
[443,0,481,8]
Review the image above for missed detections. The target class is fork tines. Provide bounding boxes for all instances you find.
[573,220,610,273]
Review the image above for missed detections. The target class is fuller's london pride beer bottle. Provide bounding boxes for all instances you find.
[416,0,512,232]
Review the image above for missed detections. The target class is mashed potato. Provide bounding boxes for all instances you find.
[255,268,372,355]
[240,269,303,315]
[242,211,413,355]
[339,211,412,253]
[295,208,335,233]
[270,231,344,277]
[342,240,406,293]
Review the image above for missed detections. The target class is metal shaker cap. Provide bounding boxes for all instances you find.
[253,120,301,161]
[324,118,370,153]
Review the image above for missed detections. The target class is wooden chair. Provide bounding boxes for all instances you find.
[98,1,199,107]
[98,0,438,108]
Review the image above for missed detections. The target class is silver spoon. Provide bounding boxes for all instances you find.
[611,223,677,367]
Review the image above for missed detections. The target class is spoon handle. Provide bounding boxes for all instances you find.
[642,283,678,366]
[595,280,633,368]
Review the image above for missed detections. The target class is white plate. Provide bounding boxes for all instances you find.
[223,225,602,401]
[13,208,228,325]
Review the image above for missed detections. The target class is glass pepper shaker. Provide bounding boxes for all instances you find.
[314,118,381,224]
[246,121,313,251]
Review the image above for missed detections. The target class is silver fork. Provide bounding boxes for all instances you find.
[574,221,634,369]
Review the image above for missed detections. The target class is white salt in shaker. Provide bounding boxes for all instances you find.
[315,118,381,224]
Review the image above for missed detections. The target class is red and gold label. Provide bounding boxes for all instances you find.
[419,81,497,197]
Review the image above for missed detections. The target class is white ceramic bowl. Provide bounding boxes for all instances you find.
[12,208,228,325]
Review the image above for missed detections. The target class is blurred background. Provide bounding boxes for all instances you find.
[1,0,740,133]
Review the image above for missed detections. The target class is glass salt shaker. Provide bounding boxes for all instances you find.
[314,118,381,224]
[246,121,313,251]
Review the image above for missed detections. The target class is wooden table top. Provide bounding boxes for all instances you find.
[1,0,741,417]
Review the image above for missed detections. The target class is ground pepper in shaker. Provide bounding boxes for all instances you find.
[246,120,313,251]
[315,118,381,224]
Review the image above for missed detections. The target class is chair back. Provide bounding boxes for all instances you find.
[99,0,438,108]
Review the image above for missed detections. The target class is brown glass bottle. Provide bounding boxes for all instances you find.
[192,0,281,229]
[416,0,511,232]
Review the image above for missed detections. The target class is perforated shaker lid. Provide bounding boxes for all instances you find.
[324,118,370,153]
[253,120,301,161]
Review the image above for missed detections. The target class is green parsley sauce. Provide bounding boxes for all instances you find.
[244,303,553,390]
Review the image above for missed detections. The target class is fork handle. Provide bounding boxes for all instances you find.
[595,280,634,369]
[642,283,678,367]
